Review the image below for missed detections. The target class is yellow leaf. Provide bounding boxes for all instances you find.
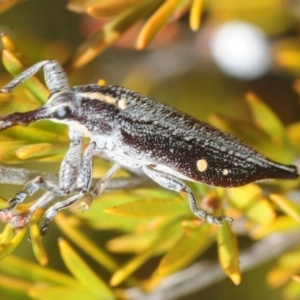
[276,50,300,71]
[58,239,115,298]
[167,0,191,21]
[217,222,241,285]
[268,250,300,287]
[155,223,212,277]
[0,255,78,287]
[107,231,159,253]
[30,208,48,266]
[292,274,300,283]
[0,226,27,262]
[228,184,276,225]
[16,143,67,160]
[0,223,15,245]
[55,213,118,272]
[136,0,181,49]
[1,33,29,63]
[0,274,32,295]
[287,122,300,152]
[189,0,204,31]
[110,225,176,286]
[72,191,143,231]
[104,197,188,218]
[268,267,296,288]
[110,244,156,287]
[250,216,299,239]
[88,0,142,18]
[270,194,300,225]
[246,93,289,148]
[29,286,100,300]
[67,0,99,13]
[209,113,283,161]
[0,0,21,13]
[282,280,300,300]
[0,141,27,162]
[66,0,159,71]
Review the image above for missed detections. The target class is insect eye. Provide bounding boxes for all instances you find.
[53,106,71,119]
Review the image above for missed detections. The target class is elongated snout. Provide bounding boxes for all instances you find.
[0,107,51,131]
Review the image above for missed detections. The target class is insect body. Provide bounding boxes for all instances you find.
[0,60,298,233]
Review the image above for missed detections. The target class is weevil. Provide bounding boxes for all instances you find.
[0,60,298,233]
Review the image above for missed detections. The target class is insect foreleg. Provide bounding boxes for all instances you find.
[3,127,82,212]
[0,60,69,94]
[58,128,82,193]
[40,141,96,234]
[142,166,232,226]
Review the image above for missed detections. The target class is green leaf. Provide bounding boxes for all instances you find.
[1,124,68,144]
[0,93,40,114]
[58,239,115,299]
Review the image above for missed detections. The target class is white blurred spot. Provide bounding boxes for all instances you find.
[211,21,271,80]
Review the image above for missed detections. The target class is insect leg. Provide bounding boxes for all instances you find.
[0,60,69,94]
[58,127,82,193]
[2,127,81,212]
[80,162,121,211]
[142,166,232,226]
[7,176,63,210]
[40,141,96,234]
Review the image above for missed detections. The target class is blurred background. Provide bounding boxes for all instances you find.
[0,0,300,299]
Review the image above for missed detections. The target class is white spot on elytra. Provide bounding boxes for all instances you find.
[118,98,127,110]
[223,169,229,175]
[197,159,208,172]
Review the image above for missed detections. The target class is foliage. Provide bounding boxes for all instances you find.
[0,1,300,300]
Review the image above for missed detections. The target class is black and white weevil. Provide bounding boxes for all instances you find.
[0,60,298,233]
